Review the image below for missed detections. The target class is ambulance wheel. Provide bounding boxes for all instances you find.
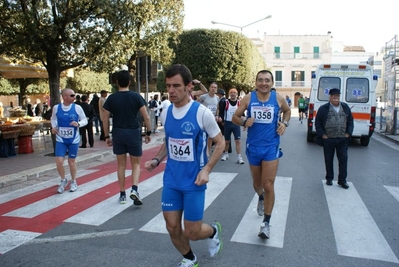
[360,136,370,146]
[307,131,314,142]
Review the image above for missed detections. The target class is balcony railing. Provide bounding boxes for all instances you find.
[274,53,321,60]
[274,81,312,88]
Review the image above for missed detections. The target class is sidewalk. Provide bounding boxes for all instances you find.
[0,128,165,190]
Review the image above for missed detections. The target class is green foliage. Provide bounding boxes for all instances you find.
[0,79,19,95]
[0,0,184,107]
[156,71,166,93]
[66,68,111,94]
[171,29,266,92]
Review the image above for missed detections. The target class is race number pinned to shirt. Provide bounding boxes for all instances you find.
[58,127,74,138]
[168,137,194,162]
[251,106,274,124]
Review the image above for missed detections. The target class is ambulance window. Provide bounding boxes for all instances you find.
[317,77,340,101]
[345,78,369,103]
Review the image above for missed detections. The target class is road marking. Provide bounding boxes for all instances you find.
[139,172,237,234]
[231,176,292,248]
[0,230,41,254]
[27,228,134,244]
[4,172,119,218]
[65,172,164,226]
[324,181,399,263]
[0,170,96,204]
[384,185,399,202]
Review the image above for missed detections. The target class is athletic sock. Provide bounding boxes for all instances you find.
[263,214,271,223]
[183,249,195,261]
[132,185,138,191]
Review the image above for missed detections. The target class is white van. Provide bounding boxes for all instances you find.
[307,63,378,146]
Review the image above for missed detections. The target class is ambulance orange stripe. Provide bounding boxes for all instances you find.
[312,111,371,120]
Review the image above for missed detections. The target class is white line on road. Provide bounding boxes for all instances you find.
[139,172,237,234]
[384,185,399,203]
[65,172,164,226]
[231,176,292,248]
[0,229,41,254]
[4,172,118,218]
[27,228,134,244]
[324,181,399,263]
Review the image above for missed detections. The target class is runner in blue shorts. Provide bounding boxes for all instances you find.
[145,64,225,267]
[232,70,291,240]
[51,88,88,194]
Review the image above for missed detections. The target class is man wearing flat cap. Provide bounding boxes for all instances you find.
[315,88,354,189]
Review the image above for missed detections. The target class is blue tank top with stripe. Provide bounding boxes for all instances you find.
[246,90,280,146]
[164,101,208,191]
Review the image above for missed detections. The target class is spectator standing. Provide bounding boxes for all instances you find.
[0,102,4,118]
[99,90,108,141]
[144,64,224,267]
[315,88,353,189]
[149,94,161,133]
[26,99,34,117]
[232,70,291,240]
[102,70,152,205]
[51,88,88,193]
[34,99,43,117]
[304,96,310,118]
[79,95,95,148]
[159,95,171,116]
[90,93,100,135]
[74,95,82,105]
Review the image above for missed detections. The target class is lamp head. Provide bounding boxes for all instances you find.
[211,21,217,24]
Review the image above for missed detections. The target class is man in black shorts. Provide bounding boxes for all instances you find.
[102,70,152,204]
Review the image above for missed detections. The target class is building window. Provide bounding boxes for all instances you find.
[294,47,300,59]
[274,47,280,59]
[275,71,282,87]
[313,47,320,59]
[291,71,305,87]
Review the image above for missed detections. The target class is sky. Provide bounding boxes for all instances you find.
[183,0,397,53]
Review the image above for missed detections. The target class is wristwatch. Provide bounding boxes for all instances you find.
[283,121,289,127]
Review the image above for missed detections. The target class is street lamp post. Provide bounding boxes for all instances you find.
[211,15,272,35]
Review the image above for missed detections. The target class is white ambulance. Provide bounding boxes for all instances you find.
[307,63,378,146]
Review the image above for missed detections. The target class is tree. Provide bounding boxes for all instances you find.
[66,67,111,95]
[171,29,266,92]
[0,0,184,108]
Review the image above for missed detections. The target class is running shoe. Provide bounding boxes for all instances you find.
[119,194,127,204]
[177,255,198,267]
[130,190,143,205]
[69,180,78,192]
[258,222,270,239]
[208,222,222,257]
[221,153,229,161]
[257,199,264,216]
[57,179,68,194]
[237,156,244,164]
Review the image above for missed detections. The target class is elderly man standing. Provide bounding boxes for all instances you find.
[315,88,353,189]
[51,88,88,193]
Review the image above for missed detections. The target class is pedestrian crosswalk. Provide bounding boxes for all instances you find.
[0,168,398,264]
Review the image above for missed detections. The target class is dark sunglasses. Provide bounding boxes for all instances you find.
[70,94,76,97]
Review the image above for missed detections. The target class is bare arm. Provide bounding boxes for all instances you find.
[232,94,250,126]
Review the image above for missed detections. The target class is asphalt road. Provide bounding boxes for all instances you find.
[0,118,398,267]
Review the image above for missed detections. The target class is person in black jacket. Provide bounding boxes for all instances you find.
[79,95,95,148]
[315,88,354,189]
[90,93,100,135]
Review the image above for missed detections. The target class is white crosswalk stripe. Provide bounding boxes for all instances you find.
[324,181,399,263]
[139,172,237,234]
[231,176,292,248]
[65,172,164,226]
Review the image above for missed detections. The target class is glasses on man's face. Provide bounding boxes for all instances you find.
[70,94,76,97]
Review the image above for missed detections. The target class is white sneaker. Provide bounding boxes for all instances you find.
[57,179,68,194]
[258,222,270,239]
[69,180,78,192]
[207,222,222,257]
[177,255,198,267]
[237,156,244,164]
[221,153,229,161]
[130,190,143,205]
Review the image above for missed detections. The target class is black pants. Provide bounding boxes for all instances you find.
[322,137,349,182]
[80,120,94,147]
